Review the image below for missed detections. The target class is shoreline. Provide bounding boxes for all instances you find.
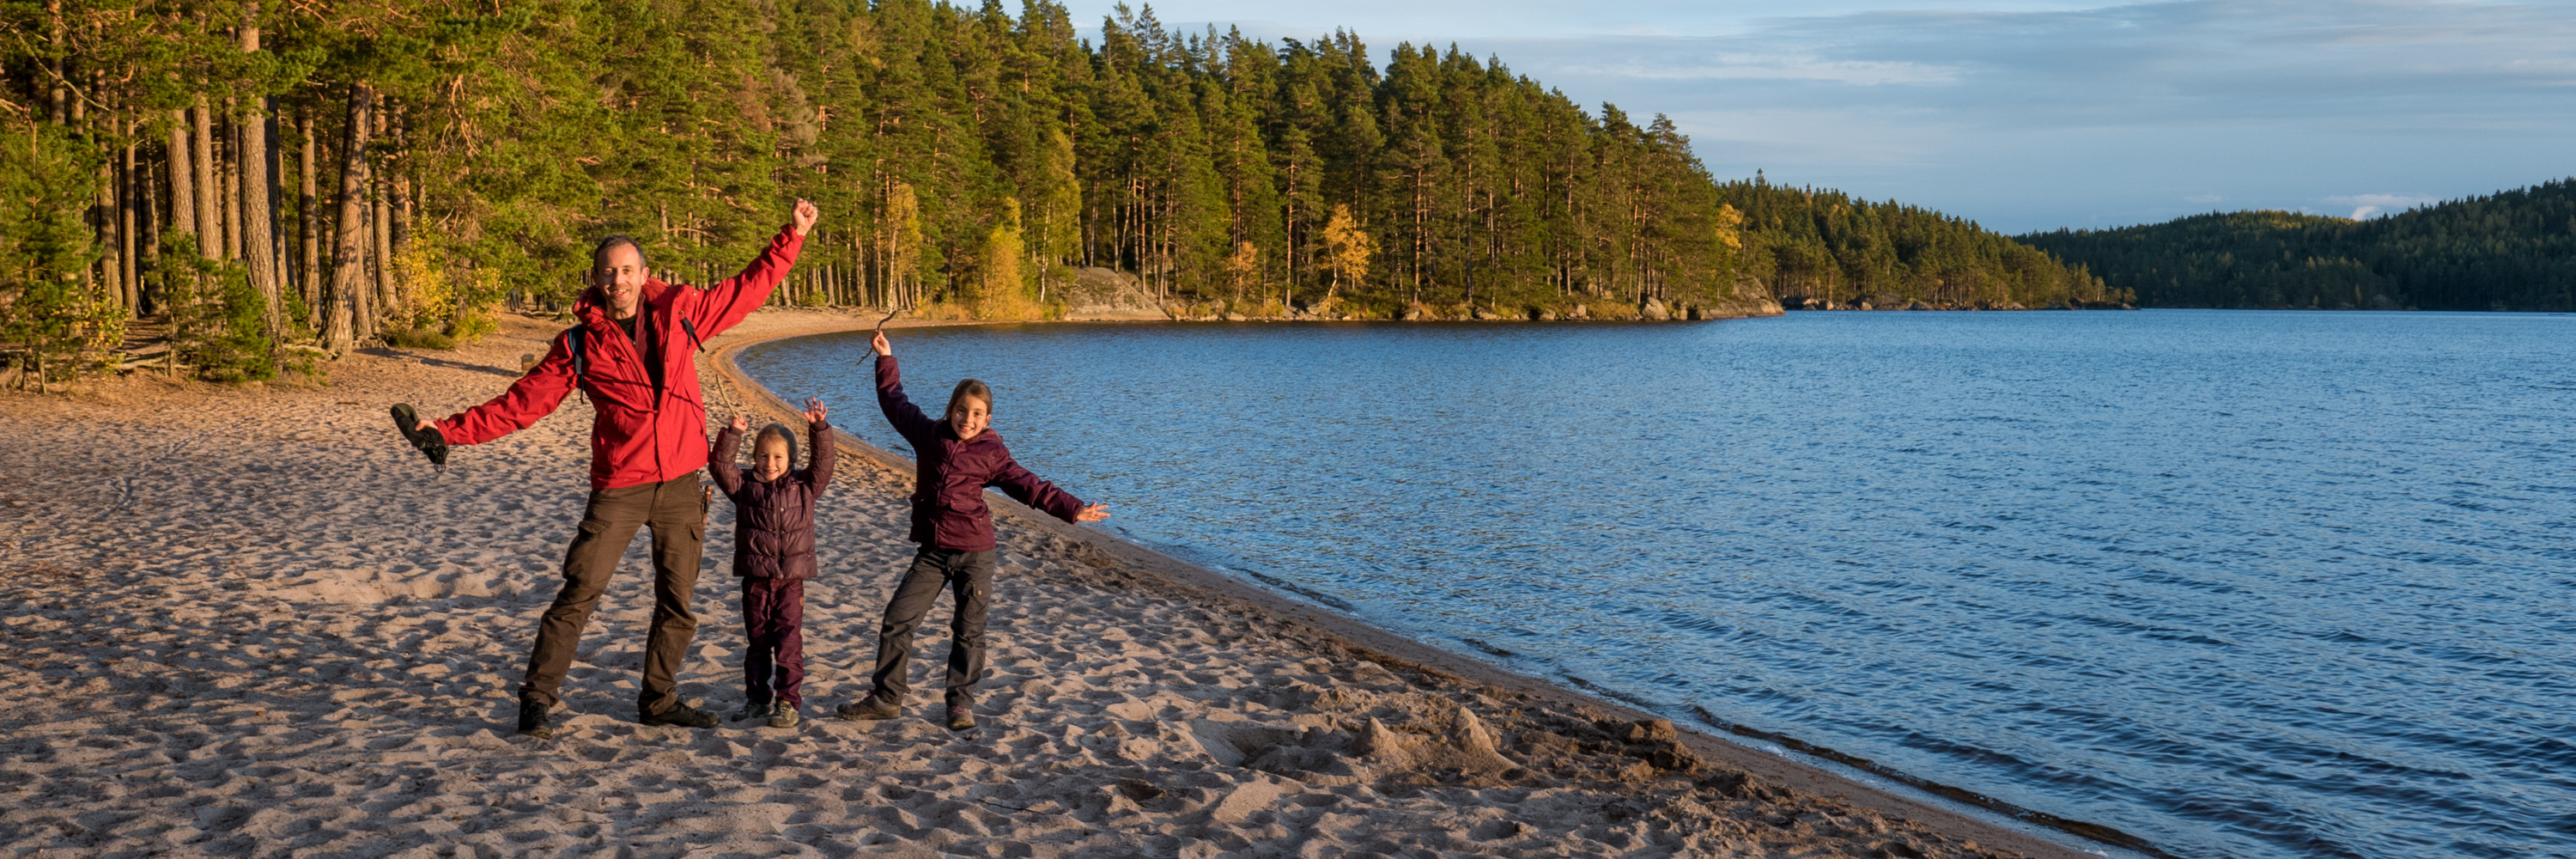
[0,306,2119,859]
[708,308,2132,859]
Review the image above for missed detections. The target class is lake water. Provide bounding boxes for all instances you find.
[741,310,2576,859]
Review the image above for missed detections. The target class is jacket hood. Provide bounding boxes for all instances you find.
[574,279,678,325]
[749,423,799,479]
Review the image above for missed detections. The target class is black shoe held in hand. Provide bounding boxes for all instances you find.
[389,403,449,472]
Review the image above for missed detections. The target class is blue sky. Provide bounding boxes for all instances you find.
[1066,1,2576,234]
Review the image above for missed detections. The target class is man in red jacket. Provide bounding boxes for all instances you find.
[409,199,818,737]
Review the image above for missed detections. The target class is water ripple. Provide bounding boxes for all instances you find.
[745,310,2576,859]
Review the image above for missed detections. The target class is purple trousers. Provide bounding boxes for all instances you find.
[740,576,805,707]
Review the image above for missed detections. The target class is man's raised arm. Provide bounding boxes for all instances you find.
[690,200,819,338]
[433,334,580,445]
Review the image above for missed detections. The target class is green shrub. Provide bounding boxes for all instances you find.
[383,326,458,350]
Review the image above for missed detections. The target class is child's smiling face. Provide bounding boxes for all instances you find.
[753,434,792,481]
[948,396,989,441]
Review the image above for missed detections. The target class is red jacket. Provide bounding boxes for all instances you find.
[875,355,1086,551]
[435,225,805,489]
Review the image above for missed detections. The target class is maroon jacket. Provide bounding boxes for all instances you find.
[875,355,1084,551]
[709,420,835,579]
[434,224,805,489]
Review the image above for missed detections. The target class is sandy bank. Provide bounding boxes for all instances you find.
[2,307,2093,858]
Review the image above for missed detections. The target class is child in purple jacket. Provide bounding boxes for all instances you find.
[709,397,834,729]
[836,330,1109,731]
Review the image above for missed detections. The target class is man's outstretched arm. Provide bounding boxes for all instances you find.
[689,199,819,338]
[428,333,579,445]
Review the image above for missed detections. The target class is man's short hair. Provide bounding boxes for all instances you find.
[592,235,647,273]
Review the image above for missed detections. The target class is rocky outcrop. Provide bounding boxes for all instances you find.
[1064,267,1167,320]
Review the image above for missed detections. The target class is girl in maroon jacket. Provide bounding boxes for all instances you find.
[708,397,835,729]
[837,330,1109,730]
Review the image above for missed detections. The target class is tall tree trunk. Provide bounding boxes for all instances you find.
[142,154,162,315]
[191,97,219,260]
[298,112,320,314]
[375,104,405,321]
[46,1,65,125]
[369,103,394,322]
[238,3,279,332]
[222,121,242,263]
[94,136,117,308]
[373,165,394,323]
[121,124,139,314]
[167,110,197,243]
[388,106,412,255]
[322,83,374,356]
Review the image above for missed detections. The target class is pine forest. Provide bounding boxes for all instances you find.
[0,0,2123,383]
[2021,179,2576,312]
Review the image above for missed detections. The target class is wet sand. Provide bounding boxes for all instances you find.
[0,308,2094,858]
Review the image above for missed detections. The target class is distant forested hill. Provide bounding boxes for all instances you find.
[1722,179,2120,310]
[3,0,2109,382]
[2020,180,2576,311]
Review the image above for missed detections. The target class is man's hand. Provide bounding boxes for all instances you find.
[1075,503,1111,523]
[870,331,892,357]
[792,198,820,237]
[729,415,750,432]
[414,417,435,433]
[802,397,829,424]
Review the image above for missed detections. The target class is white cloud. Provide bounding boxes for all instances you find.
[2326,193,2444,219]
[1558,54,1960,85]
[1089,0,2576,231]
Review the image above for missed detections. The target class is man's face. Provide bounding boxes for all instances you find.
[593,244,647,319]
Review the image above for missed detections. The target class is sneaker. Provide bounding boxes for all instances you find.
[517,698,555,740]
[731,701,773,722]
[945,704,976,732]
[638,701,719,728]
[769,704,802,729]
[835,696,900,721]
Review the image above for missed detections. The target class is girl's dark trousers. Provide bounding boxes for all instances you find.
[867,547,996,707]
[740,577,806,707]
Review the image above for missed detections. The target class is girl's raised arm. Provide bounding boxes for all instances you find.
[803,398,835,491]
[872,333,938,444]
[708,416,748,496]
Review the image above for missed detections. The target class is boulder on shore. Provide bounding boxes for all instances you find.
[1064,267,1165,320]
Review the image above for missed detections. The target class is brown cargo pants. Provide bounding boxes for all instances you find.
[516,472,705,716]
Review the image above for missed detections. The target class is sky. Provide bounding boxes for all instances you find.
[1062,0,2576,234]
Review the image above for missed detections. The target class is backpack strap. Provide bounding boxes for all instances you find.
[566,326,590,381]
[679,317,705,354]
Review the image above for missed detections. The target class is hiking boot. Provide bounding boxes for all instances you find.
[730,701,772,723]
[388,404,450,471]
[835,696,900,722]
[945,704,976,732]
[517,698,555,740]
[768,704,801,729]
[638,701,719,728]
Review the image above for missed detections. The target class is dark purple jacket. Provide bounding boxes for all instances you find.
[708,420,834,579]
[876,355,1085,551]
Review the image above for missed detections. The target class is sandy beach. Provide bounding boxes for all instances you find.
[0,308,2095,859]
